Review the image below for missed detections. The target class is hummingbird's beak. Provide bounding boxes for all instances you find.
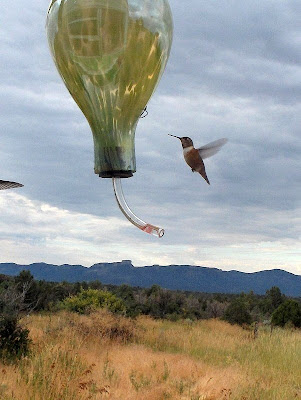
[168,134,181,139]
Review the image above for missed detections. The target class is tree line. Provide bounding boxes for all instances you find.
[1,270,300,327]
[1,270,300,361]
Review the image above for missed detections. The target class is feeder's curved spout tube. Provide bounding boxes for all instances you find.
[112,178,164,238]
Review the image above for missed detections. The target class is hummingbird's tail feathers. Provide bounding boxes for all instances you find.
[200,172,210,185]
[0,180,24,190]
[197,138,228,159]
[195,166,210,185]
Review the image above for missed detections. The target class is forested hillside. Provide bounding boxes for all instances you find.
[0,261,300,296]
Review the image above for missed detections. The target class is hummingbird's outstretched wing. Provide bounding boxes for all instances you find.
[197,138,228,159]
[0,180,23,190]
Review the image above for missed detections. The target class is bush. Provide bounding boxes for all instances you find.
[61,288,126,314]
[0,281,32,362]
[0,316,31,361]
[271,300,301,328]
[70,311,137,343]
[223,298,252,326]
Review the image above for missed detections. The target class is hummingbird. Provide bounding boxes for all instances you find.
[0,180,23,190]
[168,135,228,184]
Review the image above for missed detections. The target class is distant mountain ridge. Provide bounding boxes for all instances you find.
[0,261,300,297]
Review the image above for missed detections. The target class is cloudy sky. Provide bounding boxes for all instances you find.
[0,0,300,274]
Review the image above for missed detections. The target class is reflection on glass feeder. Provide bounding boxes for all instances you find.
[46,0,173,237]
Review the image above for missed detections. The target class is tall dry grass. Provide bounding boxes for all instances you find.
[0,311,300,400]
[137,317,301,399]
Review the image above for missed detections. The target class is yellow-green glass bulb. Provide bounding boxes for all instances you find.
[46,0,173,178]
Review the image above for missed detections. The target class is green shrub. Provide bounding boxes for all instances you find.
[61,288,126,314]
[0,316,31,361]
[271,300,301,328]
[223,298,252,326]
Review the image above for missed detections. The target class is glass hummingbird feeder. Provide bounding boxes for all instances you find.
[46,0,173,237]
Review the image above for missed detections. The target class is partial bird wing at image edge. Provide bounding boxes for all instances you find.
[0,180,24,190]
[197,138,228,159]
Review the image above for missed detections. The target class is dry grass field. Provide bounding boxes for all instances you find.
[0,311,300,400]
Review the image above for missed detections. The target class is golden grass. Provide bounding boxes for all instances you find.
[136,317,301,399]
[0,311,300,400]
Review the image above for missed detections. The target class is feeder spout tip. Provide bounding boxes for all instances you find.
[141,224,165,238]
